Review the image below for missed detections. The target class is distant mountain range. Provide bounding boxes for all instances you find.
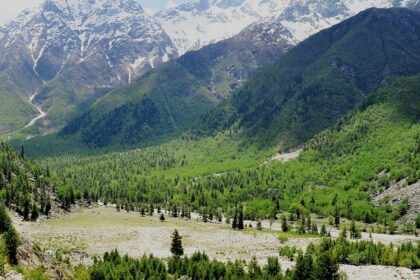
[63,7,420,148]
[0,0,419,139]
[155,0,420,55]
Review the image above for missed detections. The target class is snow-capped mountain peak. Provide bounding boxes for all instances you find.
[156,0,418,55]
[0,0,177,88]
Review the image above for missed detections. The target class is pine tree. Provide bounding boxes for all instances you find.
[293,254,313,280]
[306,215,311,232]
[238,206,244,230]
[282,215,289,232]
[248,256,262,278]
[23,200,30,221]
[334,207,340,228]
[172,206,178,218]
[170,229,184,257]
[350,220,360,239]
[232,208,238,229]
[320,224,327,236]
[298,215,306,235]
[388,220,396,235]
[264,256,281,277]
[311,222,318,235]
[4,226,20,265]
[20,145,24,160]
[0,204,11,233]
[313,252,339,280]
[159,213,165,222]
[31,204,39,221]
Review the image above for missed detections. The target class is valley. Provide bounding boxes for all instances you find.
[13,206,420,280]
[0,1,419,280]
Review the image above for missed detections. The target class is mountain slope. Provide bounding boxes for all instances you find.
[41,74,420,226]
[0,0,177,135]
[197,8,420,148]
[60,18,296,147]
[300,73,420,221]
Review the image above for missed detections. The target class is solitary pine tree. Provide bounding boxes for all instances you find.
[4,226,20,265]
[160,213,165,222]
[170,229,184,257]
[257,221,262,231]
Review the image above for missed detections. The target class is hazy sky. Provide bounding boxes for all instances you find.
[0,0,190,25]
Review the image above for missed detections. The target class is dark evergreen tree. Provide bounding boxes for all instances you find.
[293,254,313,280]
[248,256,262,278]
[313,252,339,280]
[0,204,11,233]
[170,229,184,257]
[23,199,30,221]
[159,213,165,222]
[334,207,340,228]
[149,204,154,216]
[20,145,24,160]
[232,208,238,229]
[320,224,327,236]
[264,256,281,277]
[4,226,20,265]
[238,206,244,230]
[30,204,39,221]
[282,215,289,232]
[350,220,361,239]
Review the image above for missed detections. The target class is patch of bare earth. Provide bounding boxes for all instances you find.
[373,180,420,223]
[340,265,420,280]
[269,148,303,163]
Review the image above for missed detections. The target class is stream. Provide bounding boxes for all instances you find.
[24,92,47,128]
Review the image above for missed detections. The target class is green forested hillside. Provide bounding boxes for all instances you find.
[59,21,291,148]
[196,8,420,148]
[0,142,54,220]
[42,74,420,225]
[61,63,217,147]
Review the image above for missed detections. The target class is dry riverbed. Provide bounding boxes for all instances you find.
[13,206,420,280]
